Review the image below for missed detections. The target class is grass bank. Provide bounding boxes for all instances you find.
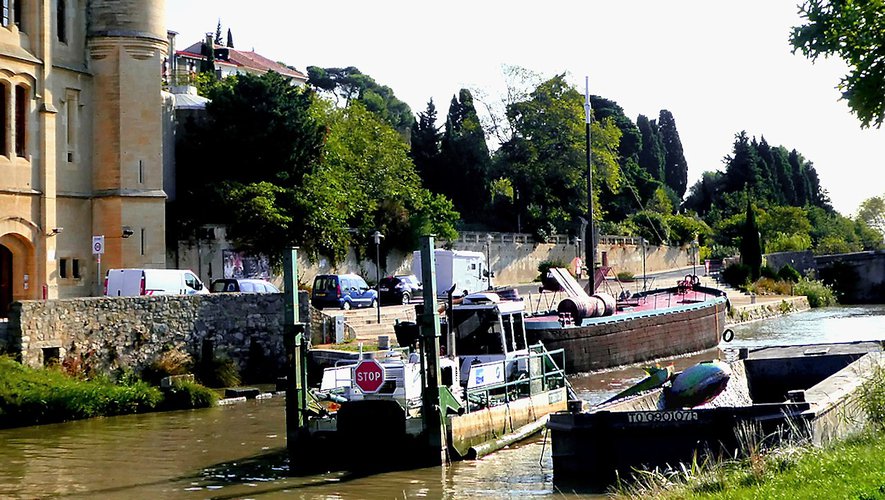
[0,356,217,429]
[613,363,885,499]
[614,431,885,499]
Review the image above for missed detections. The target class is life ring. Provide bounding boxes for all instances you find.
[722,329,734,343]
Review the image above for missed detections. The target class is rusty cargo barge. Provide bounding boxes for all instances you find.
[523,269,729,374]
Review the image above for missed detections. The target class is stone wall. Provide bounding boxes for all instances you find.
[765,251,817,276]
[6,291,310,379]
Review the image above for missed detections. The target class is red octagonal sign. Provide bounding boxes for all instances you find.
[353,359,385,393]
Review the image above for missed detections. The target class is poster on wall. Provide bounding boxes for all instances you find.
[223,250,270,279]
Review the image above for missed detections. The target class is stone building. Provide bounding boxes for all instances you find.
[0,0,168,317]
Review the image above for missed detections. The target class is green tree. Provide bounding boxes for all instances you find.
[791,0,885,128]
[214,19,223,46]
[439,89,491,221]
[226,28,234,48]
[495,74,621,237]
[306,66,414,137]
[410,99,442,192]
[174,72,325,259]
[724,131,764,197]
[740,199,763,280]
[308,101,458,260]
[658,109,689,199]
[857,195,885,239]
[637,114,665,182]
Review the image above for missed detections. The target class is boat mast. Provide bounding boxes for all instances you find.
[584,77,597,294]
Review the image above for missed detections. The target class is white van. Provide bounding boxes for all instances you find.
[412,249,486,297]
[104,268,209,296]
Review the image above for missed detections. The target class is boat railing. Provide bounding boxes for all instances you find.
[463,345,567,413]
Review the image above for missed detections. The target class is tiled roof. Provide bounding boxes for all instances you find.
[177,42,307,81]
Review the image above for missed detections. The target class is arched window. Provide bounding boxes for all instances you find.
[57,0,66,43]
[15,84,26,157]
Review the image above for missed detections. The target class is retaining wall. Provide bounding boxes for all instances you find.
[176,229,693,289]
[5,291,310,379]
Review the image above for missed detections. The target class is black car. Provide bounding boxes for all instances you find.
[378,274,422,305]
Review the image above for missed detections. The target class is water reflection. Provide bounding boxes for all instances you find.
[0,305,882,498]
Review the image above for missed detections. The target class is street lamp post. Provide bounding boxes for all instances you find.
[486,234,493,290]
[691,237,699,278]
[641,237,647,292]
[373,230,383,324]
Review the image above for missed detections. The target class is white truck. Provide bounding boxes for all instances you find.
[412,249,487,297]
[104,268,209,296]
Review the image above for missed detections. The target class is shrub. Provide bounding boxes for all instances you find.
[617,271,635,282]
[777,264,802,283]
[794,277,838,308]
[159,379,218,410]
[536,259,568,282]
[196,353,241,388]
[860,365,885,429]
[760,265,778,280]
[721,263,752,289]
[141,348,193,386]
[748,277,793,295]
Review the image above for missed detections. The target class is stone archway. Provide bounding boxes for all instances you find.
[0,244,10,317]
[0,218,39,311]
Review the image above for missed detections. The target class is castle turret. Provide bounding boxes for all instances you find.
[87,0,168,270]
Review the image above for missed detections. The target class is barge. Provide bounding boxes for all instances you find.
[302,291,570,471]
[547,340,885,487]
[524,268,729,373]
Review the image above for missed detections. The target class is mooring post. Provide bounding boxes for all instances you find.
[283,248,309,470]
[418,236,447,465]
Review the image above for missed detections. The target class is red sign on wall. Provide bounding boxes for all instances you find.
[353,359,385,393]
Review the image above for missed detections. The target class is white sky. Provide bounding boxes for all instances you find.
[167,1,884,217]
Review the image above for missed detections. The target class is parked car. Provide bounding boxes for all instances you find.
[311,274,377,310]
[210,278,280,294]
[104,268,208,296]
[378,274,422,305]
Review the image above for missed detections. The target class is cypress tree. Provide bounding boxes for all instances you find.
[439,89,491,220]
[741,197,763,280]
[637,115,665,182]
[410,99,442,192]
[658,109,688,199]
[226,28,234,48]
[214,20,223,46]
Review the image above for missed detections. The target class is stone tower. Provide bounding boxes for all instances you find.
[87,0,168,270]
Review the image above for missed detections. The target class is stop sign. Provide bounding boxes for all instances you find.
[353,359,386,393]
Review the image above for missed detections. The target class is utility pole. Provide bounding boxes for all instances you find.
[584,76,597,294]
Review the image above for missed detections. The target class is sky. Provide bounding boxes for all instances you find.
[166,1,884,217]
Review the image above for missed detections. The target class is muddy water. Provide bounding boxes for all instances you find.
[1,305,883,499]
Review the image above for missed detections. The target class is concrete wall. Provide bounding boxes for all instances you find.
[176,229,694,290]
[5,291,310,380]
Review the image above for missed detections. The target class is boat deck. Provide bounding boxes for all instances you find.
[523,287,723,324]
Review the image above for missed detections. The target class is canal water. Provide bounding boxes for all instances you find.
[1,305,883,499]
